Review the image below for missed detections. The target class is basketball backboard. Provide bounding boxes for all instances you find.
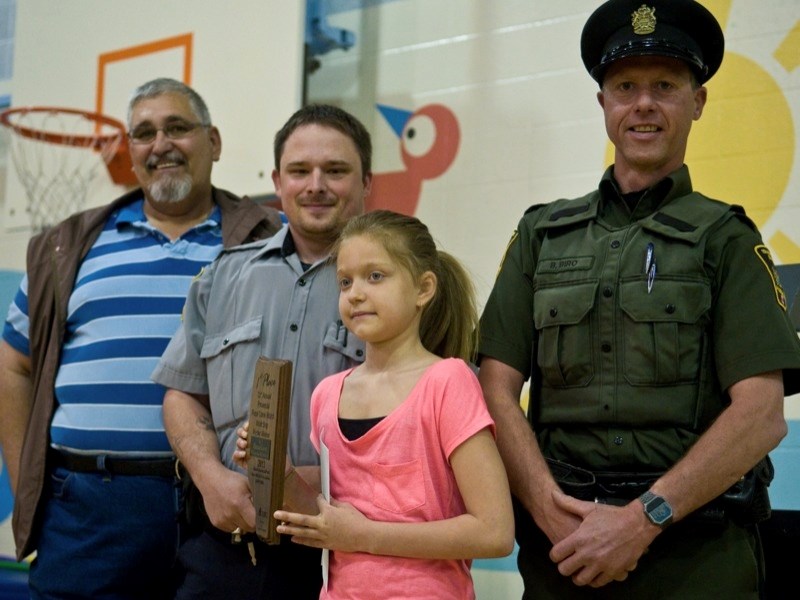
[1,0,304,231]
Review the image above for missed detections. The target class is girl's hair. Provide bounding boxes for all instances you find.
[335,210,478,361]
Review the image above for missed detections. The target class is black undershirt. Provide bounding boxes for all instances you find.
[338,416,385,441]
[622,189,647,211]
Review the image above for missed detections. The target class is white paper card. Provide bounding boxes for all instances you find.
[320,436,330,589]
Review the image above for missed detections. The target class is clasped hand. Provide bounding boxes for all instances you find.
[547,489,656,588]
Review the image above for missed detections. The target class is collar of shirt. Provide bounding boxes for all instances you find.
[243,225,329,275]
[112,196,222,235]
[281,227,298,258]
[599,164,694,226]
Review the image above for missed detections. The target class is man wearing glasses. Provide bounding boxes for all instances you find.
[0,78,280,598]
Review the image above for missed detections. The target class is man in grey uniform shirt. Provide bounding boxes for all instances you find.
[152,104,371,599]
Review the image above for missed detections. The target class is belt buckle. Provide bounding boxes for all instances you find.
[231,527,242,544]
[96,455,110,474]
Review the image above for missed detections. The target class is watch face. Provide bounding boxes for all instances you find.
[649,499,672,525]
[645,496,672,527]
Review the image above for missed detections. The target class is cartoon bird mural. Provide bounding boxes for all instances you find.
[369,103,460,215]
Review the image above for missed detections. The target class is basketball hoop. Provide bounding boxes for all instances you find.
[0,106,136,232]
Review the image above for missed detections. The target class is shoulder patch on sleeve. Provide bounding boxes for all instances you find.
[754,245,787,311]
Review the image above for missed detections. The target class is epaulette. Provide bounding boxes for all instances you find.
[219,236,272,255]
[524,202,550,215]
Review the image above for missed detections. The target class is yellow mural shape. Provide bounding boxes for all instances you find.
[690,53,794,230]
[775,19,800,73]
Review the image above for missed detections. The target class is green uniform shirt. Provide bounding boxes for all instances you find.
[479,165,800,471]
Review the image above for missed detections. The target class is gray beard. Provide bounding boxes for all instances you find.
[148,174,193,204]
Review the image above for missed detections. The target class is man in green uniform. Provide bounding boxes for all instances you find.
[478,0,800,597]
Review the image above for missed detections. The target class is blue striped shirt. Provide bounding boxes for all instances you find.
[2,199,225,456]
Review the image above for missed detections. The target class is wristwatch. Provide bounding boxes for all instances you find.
[639,491,673,528]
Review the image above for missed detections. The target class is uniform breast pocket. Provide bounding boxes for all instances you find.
[620,278,710,385]
[534,281,597,388]
[370,459,426,514]
[199,316,262,422]
[322,321,365,365]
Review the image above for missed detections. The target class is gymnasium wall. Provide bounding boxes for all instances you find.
[1,1,799,597]
[301,2,800,594]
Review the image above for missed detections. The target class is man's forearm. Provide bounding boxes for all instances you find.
[650,371,786,522]
[0,342,33,495]
[164,387,259,531]
[478,359,560,523]
[163,388,223,483]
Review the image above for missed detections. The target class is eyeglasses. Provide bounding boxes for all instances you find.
[128,120,207,145]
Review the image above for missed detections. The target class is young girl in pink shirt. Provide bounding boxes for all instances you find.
[239,210,514,599]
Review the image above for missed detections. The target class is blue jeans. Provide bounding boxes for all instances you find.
[29,467,181,600]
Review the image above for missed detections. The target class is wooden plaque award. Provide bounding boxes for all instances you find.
[246,357,293,545]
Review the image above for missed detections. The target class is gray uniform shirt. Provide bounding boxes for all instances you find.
[152,225,365,469]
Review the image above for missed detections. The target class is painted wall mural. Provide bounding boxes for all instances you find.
[369,103,460,214]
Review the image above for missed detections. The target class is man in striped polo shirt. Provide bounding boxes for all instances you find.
[0,78,280,599]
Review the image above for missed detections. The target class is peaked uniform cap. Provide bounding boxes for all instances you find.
[581,0,724,84]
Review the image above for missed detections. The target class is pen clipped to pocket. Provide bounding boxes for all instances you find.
[644,242,656,294]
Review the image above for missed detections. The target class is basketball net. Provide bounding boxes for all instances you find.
[0,107,128,232]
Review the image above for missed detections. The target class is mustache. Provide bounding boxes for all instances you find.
[299,194,336,205]
[146,151,186,170]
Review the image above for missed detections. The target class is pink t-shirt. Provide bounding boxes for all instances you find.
[310,358,495,600]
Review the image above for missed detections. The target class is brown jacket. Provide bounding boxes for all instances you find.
[12,187,281,559]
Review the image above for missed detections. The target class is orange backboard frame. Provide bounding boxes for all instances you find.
[93,33,193,185]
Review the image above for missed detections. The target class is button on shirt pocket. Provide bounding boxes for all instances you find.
[323,321,365,363]
[199,316,263,424]
[370,459,426,514]
[620,278,710,385]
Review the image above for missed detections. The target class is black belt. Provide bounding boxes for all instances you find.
[545,458,733,526]
[50,450,177,478]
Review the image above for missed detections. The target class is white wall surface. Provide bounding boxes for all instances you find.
[0,0,304,240]
[1,0,800,596]
[307,0,800,312]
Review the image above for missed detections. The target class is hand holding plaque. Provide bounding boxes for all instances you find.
[246,358,293,545]
[246,357,320,544]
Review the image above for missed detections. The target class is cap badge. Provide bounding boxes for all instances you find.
[631,5,657,35]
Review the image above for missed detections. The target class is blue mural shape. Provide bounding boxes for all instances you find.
[0,466,11,522]
[0,270,23,523]
[377,103,412,137]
